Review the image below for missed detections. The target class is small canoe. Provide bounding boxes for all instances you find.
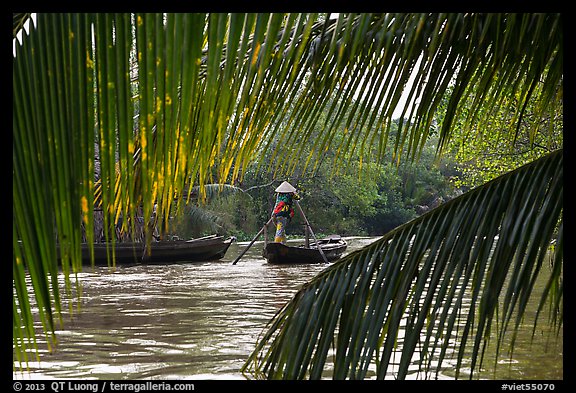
[57,235,235,266]
[263,235,347,264]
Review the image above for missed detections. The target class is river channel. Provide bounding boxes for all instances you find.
[14,237,562,380]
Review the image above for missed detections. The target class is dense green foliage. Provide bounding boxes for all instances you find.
[167,119,458,240]
[438,75,563,189]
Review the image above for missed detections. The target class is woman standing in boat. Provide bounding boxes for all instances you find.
[271,181,299,244]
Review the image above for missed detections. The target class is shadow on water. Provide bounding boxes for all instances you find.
[14,237,562,380]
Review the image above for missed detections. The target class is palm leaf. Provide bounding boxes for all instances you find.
[185,183,247,202]
[242,149,562,380]
[183,206,224,235]
[13,13,31,38]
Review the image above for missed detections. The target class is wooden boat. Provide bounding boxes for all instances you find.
[263,235,347,264]
[58,235,235,266]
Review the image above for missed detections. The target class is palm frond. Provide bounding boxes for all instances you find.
[187,206,223,232]
[185,183,248,203]
[242,149,563,380]
[266,13,562,173]
[13,13,31,38]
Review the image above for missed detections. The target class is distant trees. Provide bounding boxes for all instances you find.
[166,118,458,240]
[438,74,563,190]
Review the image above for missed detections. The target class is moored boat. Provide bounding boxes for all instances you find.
[57,235,235,266]
[263,235,347,264]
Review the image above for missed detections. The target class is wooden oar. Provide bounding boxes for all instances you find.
[294,200,329,264]
[232,217,273,265]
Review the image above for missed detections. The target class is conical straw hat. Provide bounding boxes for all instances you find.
[275,181,297,193]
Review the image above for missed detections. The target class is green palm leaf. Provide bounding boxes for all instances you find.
[242,149,563,379]
[13,13,31,38]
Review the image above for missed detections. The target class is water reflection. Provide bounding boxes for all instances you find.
[14,237,561,380]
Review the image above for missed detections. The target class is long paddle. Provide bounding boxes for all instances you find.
[294,200,329,264]
[232,217,273,265]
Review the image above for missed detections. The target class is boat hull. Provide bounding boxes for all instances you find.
[58,235,234,266]
[263,237,347,264]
